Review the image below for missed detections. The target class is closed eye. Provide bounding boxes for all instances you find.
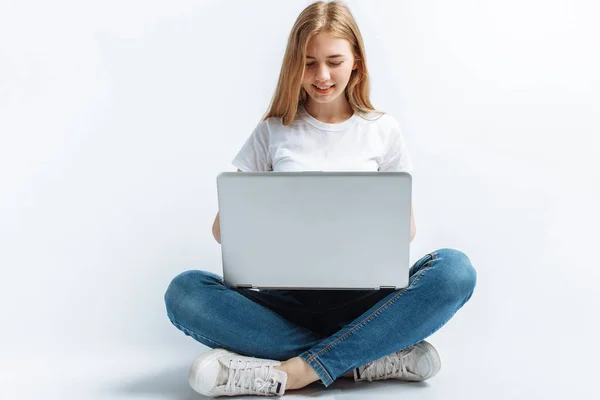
[305,62,343,67]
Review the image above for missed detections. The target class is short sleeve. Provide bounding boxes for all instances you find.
[378,118,414,173]
[231,121,272,172]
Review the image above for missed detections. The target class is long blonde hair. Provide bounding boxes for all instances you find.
[263,1,379,125]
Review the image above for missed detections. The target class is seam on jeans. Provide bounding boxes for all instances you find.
[315,251,437,314]
[301,352,334,384]
[310,359,333,383]
[305,252,437,362]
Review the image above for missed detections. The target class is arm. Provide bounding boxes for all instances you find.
[212,169,243,244]
[212,212,221,244]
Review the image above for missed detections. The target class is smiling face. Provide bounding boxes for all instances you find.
[301,31,358,109]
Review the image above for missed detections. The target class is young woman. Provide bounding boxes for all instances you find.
[165,1,477,397]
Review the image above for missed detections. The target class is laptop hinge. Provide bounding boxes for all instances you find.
[379,286,396,290]
[236,284,253,289]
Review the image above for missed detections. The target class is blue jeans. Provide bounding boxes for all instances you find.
[164,248,477,387]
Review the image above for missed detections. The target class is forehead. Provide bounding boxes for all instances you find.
[305,31,353,56]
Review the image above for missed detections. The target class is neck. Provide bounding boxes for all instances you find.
[303,97,354,123]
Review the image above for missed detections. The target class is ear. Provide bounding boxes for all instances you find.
[352,59,359,70]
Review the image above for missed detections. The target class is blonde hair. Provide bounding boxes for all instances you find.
[263,1,380,125]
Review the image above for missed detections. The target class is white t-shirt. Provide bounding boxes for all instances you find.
[232,105,413,173]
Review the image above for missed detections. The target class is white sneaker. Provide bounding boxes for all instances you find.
[354,341,441,382]
[188,348,288,397]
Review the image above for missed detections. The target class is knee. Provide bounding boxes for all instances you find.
[431,248,477,302]
[164,270,222,322]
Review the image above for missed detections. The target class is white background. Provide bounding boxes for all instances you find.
[1,0,598,398]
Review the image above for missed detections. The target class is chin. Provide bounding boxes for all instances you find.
[310,91,342,104]
[312,97,334,104]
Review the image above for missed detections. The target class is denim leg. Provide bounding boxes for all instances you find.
[164,270,326,361]
[298,248,478,387]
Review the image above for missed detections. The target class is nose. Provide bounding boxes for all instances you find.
[315,64,331,82]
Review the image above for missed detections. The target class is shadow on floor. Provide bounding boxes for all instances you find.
[100,363,429,399]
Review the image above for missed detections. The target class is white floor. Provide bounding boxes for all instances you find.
[4,256,597,400]
[3,326,595,400]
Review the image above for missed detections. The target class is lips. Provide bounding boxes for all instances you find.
[314,84,334,90]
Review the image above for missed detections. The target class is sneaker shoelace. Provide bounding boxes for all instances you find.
[225,359,278,395]
[362,347,413,381]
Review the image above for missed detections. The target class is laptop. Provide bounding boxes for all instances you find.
[216,171,412,290]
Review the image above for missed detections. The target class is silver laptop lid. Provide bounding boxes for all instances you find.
[216,171,412,290]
